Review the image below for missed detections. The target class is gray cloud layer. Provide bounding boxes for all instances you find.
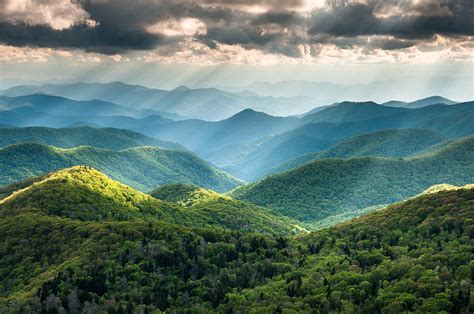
[0,0,472,56]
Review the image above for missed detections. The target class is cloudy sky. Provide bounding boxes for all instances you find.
[0,0,472,88]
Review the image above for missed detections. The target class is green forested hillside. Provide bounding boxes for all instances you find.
[1,182,472,312]
[267,128,447,176]
[0,167,297,235]
[0,142,241,192]
[231,136,474,222]
[317,128,445,159]
[301,101,406,124]
[223,185,474,312]
[0,126,183,150]
[150,184,304,235]
[219,101,474,181]
[232,128,445,181]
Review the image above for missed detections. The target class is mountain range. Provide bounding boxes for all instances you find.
[0,78,472,312]
[0,142,240,192]
[219,101,474,180]
[0,126,183,151]
[382,96,457,108]
[218,76,471,103]
[0,89,472,183]
[230,136,474,223]
[1,165,471,312]
[1,82,316,120]
[0,167,297,235]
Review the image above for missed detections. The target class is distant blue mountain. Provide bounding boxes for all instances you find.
[382,96,456,108]
[2,82,317,120]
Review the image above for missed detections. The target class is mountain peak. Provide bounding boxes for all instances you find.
[0,166,173,221]
[338,101,379,107]
[231,108,265,118]
[172,85,191,91]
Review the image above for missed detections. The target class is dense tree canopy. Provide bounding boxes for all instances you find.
[1,180,472,312]
[231,136,474,223]
[0,142,241,192]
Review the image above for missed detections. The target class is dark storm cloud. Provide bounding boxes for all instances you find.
[0,21,173,55]
[308,0,474,39]
[0,0,472,56]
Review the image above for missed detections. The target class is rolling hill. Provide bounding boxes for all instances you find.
[145,109,300,155]
[223,185,474,312]
[301,101,406,124]
[290,101,474,142]
[1,82,317,120]
[0,143,241,192]
[249,101,474,175]
[0,109,173,130]
[150,184,304,234]
[0,126,183,150]
[314,128,446,158]
[383,96,456,108]
[0,167,296,235]
[230,136,474,223]
[0,94,144,117]
[222,128,448,181]
[222,134,332,181]
[268,129,448,176]
[1,177,471,312]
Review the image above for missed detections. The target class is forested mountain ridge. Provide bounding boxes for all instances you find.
[230,136,474,222]
[1,182,472,312]
[0,166,187,222]
[150,184,304,235]
[0,167,297,235]
[1,82,316,120]
[144,108,300,154]
[301,101,406,124]
[225,128,446,181]
[0,94,142,117]
[223,185,474,312]
[267,128,448,176]
[0,126,184,150]
[382,95,457,108]
[0,142,241,192]
[317,128,446,159]
[219,102,474,180]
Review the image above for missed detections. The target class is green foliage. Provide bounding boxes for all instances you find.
[318,128,446,159]
[150,183,200,203]
[222,186,474,313]
[1,183,472,312]
[0,167,296,235]
[0,142,241,192]
[268,128,447,177]
[0,126,184,150]
[150,184,305,235]
[231,136,474,222]
[232,128,446,181]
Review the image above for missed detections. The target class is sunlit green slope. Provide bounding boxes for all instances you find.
[0,142,241,192]
[150,184,305,235]
[1,183,472,312]
[0,167,295,235]
[231,136,474,222]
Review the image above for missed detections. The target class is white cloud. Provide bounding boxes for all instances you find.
[0,0,97,30]
[147,18,207,37]
[374,0,453,18]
